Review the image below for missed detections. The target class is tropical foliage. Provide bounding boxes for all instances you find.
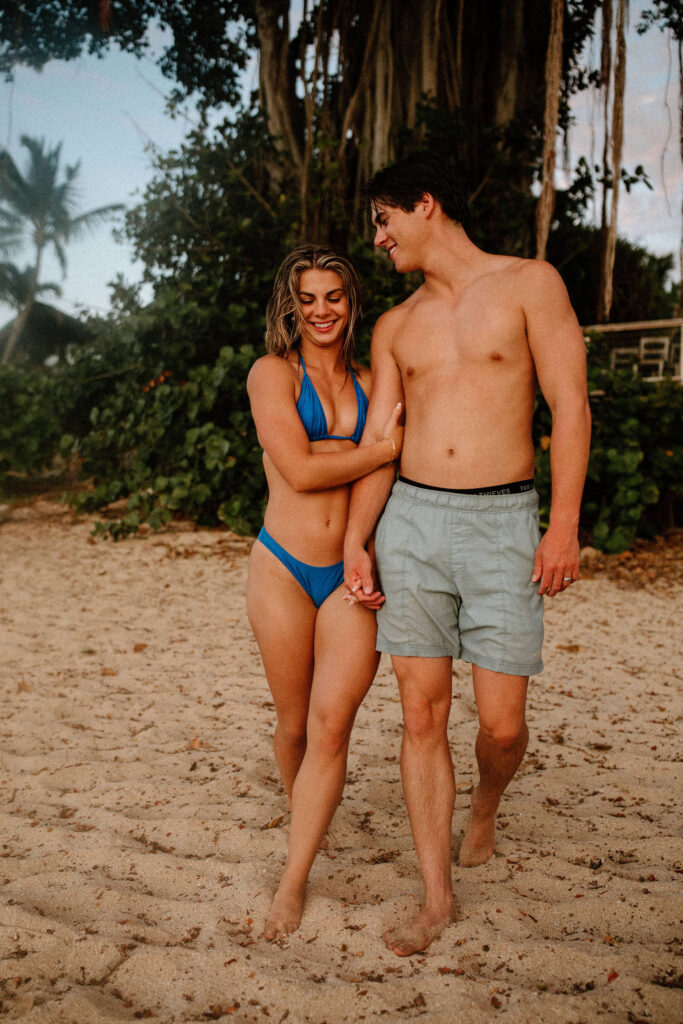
[0,134,122,362]
[0,1,680,553]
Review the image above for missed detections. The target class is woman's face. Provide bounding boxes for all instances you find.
[297,268,349,349]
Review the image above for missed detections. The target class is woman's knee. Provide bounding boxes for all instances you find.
[306,704,354,758]
[275,718,308,749]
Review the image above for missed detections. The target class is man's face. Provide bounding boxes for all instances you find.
[371,201,421,272]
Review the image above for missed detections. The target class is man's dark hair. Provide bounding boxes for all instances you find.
[362,151,468,226]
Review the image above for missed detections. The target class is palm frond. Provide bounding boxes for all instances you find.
[0,134,122,288]
[66,203,125,240]
[53,240,68,277]
[0,261,61,306]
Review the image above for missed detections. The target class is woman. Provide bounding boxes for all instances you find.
[246,244,402,941]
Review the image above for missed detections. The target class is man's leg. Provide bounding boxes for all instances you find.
[383,655,457,956]
[459,666,528,867]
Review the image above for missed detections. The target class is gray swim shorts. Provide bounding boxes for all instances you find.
[375,480,544,676]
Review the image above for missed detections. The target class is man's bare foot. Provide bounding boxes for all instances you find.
[262,881,305,941]
[459,788,497,866]
[383,903,456,956]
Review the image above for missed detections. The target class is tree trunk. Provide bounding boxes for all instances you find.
[535,0,565,260]
[494,0,525,127]
[677,37,683,316]
[1,249,41,364]
[254,0,302,180]
[598,0,626,323]
[253,0,556,245]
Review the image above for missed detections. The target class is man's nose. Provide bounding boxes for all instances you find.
[374,225,386,247]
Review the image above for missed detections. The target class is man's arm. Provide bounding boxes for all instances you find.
[523,261,592,597]
[344,313,404,600]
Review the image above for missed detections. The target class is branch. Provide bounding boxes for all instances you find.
[224,157,277,219]
[338,4,383,154]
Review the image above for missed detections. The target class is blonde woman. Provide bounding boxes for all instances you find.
[246,244,402,940]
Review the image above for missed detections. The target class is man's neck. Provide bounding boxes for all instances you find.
[418,224,490,296]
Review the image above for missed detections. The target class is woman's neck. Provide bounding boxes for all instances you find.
[298,340,347,375]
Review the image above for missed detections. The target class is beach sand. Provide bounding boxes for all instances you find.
[0,501,680,1023]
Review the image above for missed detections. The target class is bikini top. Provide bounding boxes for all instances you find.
[296,353,368,445]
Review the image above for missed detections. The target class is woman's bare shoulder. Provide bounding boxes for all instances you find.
[353,362,372,394]
[247,352,297,393]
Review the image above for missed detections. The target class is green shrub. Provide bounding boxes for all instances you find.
[66,343,265,538]
[533,370,682,553]
[5,325,681,555]
[0,364,62,482]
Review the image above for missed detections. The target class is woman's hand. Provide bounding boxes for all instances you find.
[381,402,403,460]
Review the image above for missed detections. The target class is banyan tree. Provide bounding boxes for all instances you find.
[0,0,680,321]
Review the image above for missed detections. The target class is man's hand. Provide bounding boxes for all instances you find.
[343,543,384,608]
[531,526,580,597]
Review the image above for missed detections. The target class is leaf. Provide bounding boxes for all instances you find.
[261,814,287,830]
[607,970,619,983]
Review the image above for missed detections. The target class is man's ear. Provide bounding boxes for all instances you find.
[419,192,437,218]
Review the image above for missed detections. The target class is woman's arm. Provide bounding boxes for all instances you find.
[246,355,402,492]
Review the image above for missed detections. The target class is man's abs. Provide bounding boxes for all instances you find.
[398,373,535,489]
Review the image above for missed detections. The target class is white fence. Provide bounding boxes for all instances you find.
[583,318,683,382]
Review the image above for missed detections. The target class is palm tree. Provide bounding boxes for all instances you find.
[0,135,122,363]
[0,261,61,307]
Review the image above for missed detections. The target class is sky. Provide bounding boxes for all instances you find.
[0,3,681,327]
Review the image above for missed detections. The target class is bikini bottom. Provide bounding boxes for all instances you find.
[257,526,344,608]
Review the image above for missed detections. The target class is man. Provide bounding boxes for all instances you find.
[343,151,591,957]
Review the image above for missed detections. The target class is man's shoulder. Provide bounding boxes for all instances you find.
[375,289,423,329]
[500,256,563,289]
[480,257,567,310]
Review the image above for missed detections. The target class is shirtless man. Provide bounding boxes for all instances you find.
[343,152,591,957]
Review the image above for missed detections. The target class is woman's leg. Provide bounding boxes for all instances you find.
[246,541,318,804]
[263,585,380,939]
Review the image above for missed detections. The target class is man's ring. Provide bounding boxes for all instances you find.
[563,577,573,582]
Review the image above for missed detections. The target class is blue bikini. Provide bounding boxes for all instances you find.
[258,354,369,607]
[257,526,346,607]
[295,354,367,444]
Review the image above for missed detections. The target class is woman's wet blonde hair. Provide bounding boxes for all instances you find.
[265,244,362,366]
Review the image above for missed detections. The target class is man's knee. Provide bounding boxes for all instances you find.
[402,693,450,742]
[394,658,452,742]
[478,718,528,753]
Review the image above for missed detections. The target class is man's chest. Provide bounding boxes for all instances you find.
[393,298,531,387]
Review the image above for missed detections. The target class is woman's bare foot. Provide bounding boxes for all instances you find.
[262,881,305,941]
[382,903,456,956]
[458,787,497,866]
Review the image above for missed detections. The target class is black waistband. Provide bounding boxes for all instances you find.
[398,475,535,496]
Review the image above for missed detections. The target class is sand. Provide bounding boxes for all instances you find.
[0,500,680,1023]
